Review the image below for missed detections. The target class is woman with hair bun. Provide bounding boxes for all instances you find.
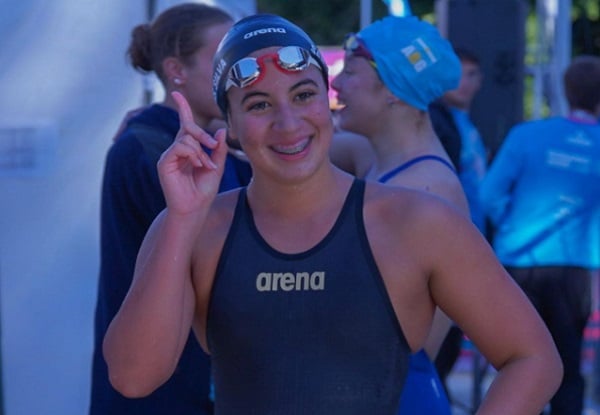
[90,4,250,415]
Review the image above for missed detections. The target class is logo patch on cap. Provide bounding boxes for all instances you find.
[401,37,437,73]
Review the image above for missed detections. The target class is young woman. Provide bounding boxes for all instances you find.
[331,16,470,414]
[90,4,250,415]
[103,14,562,415]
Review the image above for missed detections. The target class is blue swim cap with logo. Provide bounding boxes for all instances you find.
[358,16,461,110]
[212,14,328,116]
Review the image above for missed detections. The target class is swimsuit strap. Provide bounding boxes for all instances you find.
[378,155,456,184]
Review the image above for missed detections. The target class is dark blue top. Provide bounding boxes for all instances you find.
[207,179,410,414]
[90,104,252,415]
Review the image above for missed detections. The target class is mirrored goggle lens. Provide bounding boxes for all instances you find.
[343,33,376,65]
[277,46,312,71]
[225,46,319,91]
[229,58,261,89]
[343,33,358,52]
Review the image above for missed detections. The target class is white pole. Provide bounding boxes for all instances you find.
[360,0,372,29]
[552,0,571,116]
[531,0,547,120]
[434,0,449,37]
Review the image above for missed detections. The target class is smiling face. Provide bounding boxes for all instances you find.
[331,55,388,137]
[226,47,334,184]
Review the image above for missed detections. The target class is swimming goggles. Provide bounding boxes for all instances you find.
[342,33,377,68]
[224,46,323,91]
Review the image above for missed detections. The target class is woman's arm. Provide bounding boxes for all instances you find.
[425,204,562,414]
[102,92,229,397]
[377,188,562,414]
[103,210,203,397]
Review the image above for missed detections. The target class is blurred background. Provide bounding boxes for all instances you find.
[0,0,598,414]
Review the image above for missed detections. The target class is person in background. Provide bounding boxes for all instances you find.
[89,4,251,415]
[330,16,467,414]
[480,55,600,415]
[103,13,562,415]
[428,47,488,399]
[430,47,488,232]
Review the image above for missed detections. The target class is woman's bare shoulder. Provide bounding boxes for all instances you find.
[363,180,467,235]
[191,188,243,296]
[382,162,469,217]
[209,188,242,228]
[192,188,242,255]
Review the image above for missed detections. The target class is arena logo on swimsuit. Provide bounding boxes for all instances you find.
[256,271,325,292]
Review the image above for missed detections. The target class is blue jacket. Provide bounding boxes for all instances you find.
[480,116,600,268]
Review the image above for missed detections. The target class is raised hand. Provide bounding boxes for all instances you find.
[157,91,229,215]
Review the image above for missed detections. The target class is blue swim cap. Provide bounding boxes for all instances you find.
[212,14,328,116]
[358,16,460,110]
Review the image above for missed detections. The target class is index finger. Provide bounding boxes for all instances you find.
[172,91,194,126]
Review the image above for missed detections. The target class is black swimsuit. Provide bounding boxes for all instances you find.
[207,179,410,415]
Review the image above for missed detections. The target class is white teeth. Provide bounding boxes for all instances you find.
[274,139,308,155]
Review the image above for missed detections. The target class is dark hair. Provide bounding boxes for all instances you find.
[453,47,480,66]
[564,55,600,112]
[127,3,232,83]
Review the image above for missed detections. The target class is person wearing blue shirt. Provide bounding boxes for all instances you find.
[330,17,468,414]
[480,55,600,415]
